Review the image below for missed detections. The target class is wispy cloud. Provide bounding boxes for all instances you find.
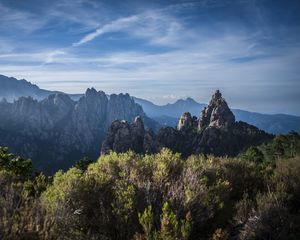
[0,50,67,65]
[44,50,66,64]
[0,3,46,33]
[72,9,183,47]
[0,0,299,114]
[72,15,139,46]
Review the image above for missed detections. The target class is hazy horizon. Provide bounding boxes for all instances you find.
[0,0,300,115]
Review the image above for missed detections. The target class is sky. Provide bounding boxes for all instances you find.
[0,0,300,115]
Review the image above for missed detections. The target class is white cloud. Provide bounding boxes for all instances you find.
[72,15,139,46]
[44,50,66,64]
[0,50,67,64]
[72,10,183,47]
[0,1,299,114]
[1,36,299,114]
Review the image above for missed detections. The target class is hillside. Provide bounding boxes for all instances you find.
[0,75,60,101]
[0,74,82,101]
[1,130,299,240]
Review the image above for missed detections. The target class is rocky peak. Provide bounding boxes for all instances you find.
[212,89,222,101]
[70,89,108,147]
[133,116,144,129]
[101,90,272,158]
[46,93,74,107]
[14,96,39,110]
[0,84,155,173]
[198,90,235,130]
[0,74,61,102]
[101,116,147,154]
[85,87,98,97]
[107,93,145,124]
[177,112,197,131]
[77,89,107,108]
[41,94,74,119]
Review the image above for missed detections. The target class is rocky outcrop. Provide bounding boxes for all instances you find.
[107,94,145,125]
[102,90,273,157]
[0,89,158,174]
[143,129,157,153]
[198,90,235,130]
[176,112,197,131]
[101,116,147,154]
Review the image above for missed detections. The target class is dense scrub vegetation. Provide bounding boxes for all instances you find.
[1,132,300,239]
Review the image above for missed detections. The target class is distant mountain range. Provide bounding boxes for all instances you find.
[0,74,299,134]
[0,75,83,101]
[133,97,300,134]
[133,97,205,118]
[0,75,61,101]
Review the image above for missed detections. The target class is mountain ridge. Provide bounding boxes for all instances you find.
[134,97,300,134]
[0,74,299,134]
[0,74,62,101]
[102,90,273,157]
[0,88,158,174]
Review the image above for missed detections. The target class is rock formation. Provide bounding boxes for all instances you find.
[198,90,235,130]
[0,89,158,174]
[102,90,273,157]
[176,112,197,131]
[101,116,146,154]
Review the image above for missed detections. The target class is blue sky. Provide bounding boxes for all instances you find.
[0,0,300,115]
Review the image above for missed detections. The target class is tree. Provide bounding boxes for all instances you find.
[74,156,93,171]
[243,146,264,164]
[0,147,32,176]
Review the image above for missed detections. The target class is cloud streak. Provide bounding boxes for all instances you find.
[73,15,139,46]
[0,3,46,33]
[72,9,183,47]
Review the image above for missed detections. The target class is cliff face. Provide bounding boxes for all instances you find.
[102,90,273,157]
[0,89,157,173]
[177,112,197,131]
[101,116,145,154]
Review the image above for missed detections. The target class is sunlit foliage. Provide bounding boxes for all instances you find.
[0,132,300,239]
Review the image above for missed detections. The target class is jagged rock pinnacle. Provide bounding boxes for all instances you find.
[101,116,147,154]
[101,90,272,158]
[177,112,197,131]
[198,90,235,130]
[212,89,222,100]
[134,116,144,127]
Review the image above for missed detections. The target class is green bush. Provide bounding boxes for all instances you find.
[1,133,300,239]
[0,147,32,177]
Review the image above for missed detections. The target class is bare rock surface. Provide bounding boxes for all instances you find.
[102,90,273,157]
[198,90,235,130]
[0,89,157,173]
